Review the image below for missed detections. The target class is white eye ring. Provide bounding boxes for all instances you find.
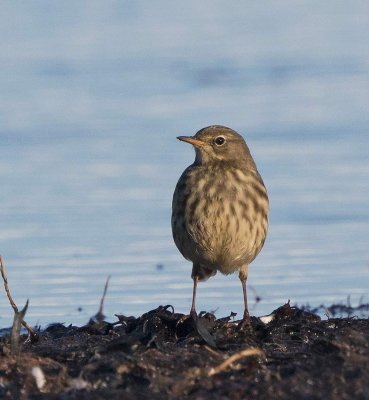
[214,136,226,146]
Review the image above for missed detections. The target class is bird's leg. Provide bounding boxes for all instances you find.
[239,265,250,323]
[175,274,198,328]
[190,275,199,317]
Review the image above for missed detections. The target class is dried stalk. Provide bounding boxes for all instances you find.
[208,347,264,376]
[11,300,29,354]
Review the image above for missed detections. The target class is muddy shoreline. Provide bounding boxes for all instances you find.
[0,302,368,399]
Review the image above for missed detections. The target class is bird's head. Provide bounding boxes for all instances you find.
[177,125,255,168]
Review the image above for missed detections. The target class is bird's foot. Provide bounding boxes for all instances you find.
[190,309,198,321]
[238,310,252,330]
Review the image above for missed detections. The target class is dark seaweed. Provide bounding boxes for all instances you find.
[0,302,368,400]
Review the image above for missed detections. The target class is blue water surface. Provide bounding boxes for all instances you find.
[0,1,368,327]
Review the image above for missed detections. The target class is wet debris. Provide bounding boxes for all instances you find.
[0,302,368,399]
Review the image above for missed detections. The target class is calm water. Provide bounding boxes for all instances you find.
[1,2,368,327]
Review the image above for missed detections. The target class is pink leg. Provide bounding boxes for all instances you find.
[239,265,250,322]
[190,275,198,316]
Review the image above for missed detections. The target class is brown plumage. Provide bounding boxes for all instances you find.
[171,125,269,322]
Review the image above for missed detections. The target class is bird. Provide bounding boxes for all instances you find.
[171,125,269,323]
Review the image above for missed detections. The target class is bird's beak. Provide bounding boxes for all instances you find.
[177,136,205,148]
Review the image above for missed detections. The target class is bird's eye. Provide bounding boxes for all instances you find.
[214,136,226,146]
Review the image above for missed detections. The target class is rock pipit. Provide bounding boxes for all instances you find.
[171,125,269,323]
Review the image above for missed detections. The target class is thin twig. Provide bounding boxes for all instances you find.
[208,347,264,376]
[95,275,111,322]
[0,255,37,340]
[0,256,18,312]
